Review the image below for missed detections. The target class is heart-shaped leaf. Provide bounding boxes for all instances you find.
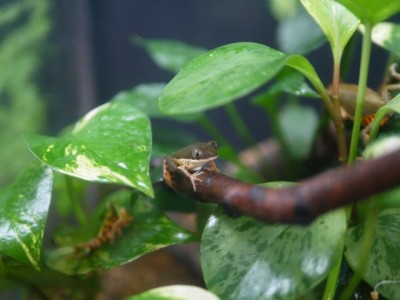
[47,190,198,275]
[159,42,326,115]
[301,0,359,62]
[337,0,400,24]
[25,102,153,197]
[201,208,346,300]
[0,163,52,271]
[345,209,400,299]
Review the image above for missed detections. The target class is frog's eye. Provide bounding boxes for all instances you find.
[192,149,203,159]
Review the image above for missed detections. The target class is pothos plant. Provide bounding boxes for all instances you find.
[2,0,400,299]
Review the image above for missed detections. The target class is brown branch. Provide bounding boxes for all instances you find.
[168,150,400,225]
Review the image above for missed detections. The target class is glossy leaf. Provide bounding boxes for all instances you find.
[370,22,400,57]
[112,83,166,117]
[134,37,207,74]
[159,42,325,115]
[280,103,319,160]
[47,190,198,275]
[0,163,52,271]
[25,102,154,197]
[127,285,220,300]
[301,0,359,62]
[345,209,400,299]
[336,0,400,24]
[201,209,346,300]
[369,93,400,141]
[277,7,326,55]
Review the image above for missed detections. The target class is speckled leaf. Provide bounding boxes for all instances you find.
[127,285,220,300]
[47,190,198,275]
[25,102,153,197]
[0,163,52,271]
[301,0,359,62]
[371,22,400,58]
[345,209,400,299]
[337,0,400,24]
[201,208,346,300]
[134,37,207,74]
[159,42,326,115]
[112,83,166,117]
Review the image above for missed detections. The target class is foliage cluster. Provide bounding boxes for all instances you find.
[2,0,400,299]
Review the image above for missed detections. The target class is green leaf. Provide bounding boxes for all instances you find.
[47,190,198,275]
[369,93,400,141]
[277,6,326,55]
[336,0,400,24]
[345,209,400,299]
[266,0,299,20]
[301,0,359,62]
[112,83,166,117]
[134,37,207,74]
[0,163,52,271]
[127,285,220,300]
[280,103,319,160]
[159,42,325,115]
[25,102,154,197]
[201,209,346,300]
[370,22,400,57]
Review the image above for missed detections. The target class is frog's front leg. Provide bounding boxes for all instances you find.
[163,155,178,191]
[177,165,203,192]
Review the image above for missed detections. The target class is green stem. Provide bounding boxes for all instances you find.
[339,202,380,300]
[197,114,232,148]
[64,176,87,226]
[323,254,343,300]
[224,103,257,146]
[348,22,373,164]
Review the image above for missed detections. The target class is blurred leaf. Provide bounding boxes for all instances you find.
[363,136,400,160]
[0,163,52,271]
[201,208,346,300]
[47,190,198,275]
[345,209,400,299]
[277,7,326,54]
[370,22,400,57]
[0,1,51,185]
[370,93,400,141]
[256,68,320,104]
[336,0,400,24]
[280,103,319,160]
[25,102,154,197]
[127,285,220,300]
[112,83,166,117]
[266,0,299,20]
[133,37,207,74]
[159,42,325,115]
[301,0,359,62]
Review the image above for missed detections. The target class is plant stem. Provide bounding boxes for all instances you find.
[65,176,87,226]
[348,22,373,164]
[323,254,343,300]
[339,202,380,300]
[197,114,231,148]
[224,103,257,146]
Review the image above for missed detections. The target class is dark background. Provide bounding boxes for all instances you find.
[47,0,388,147]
